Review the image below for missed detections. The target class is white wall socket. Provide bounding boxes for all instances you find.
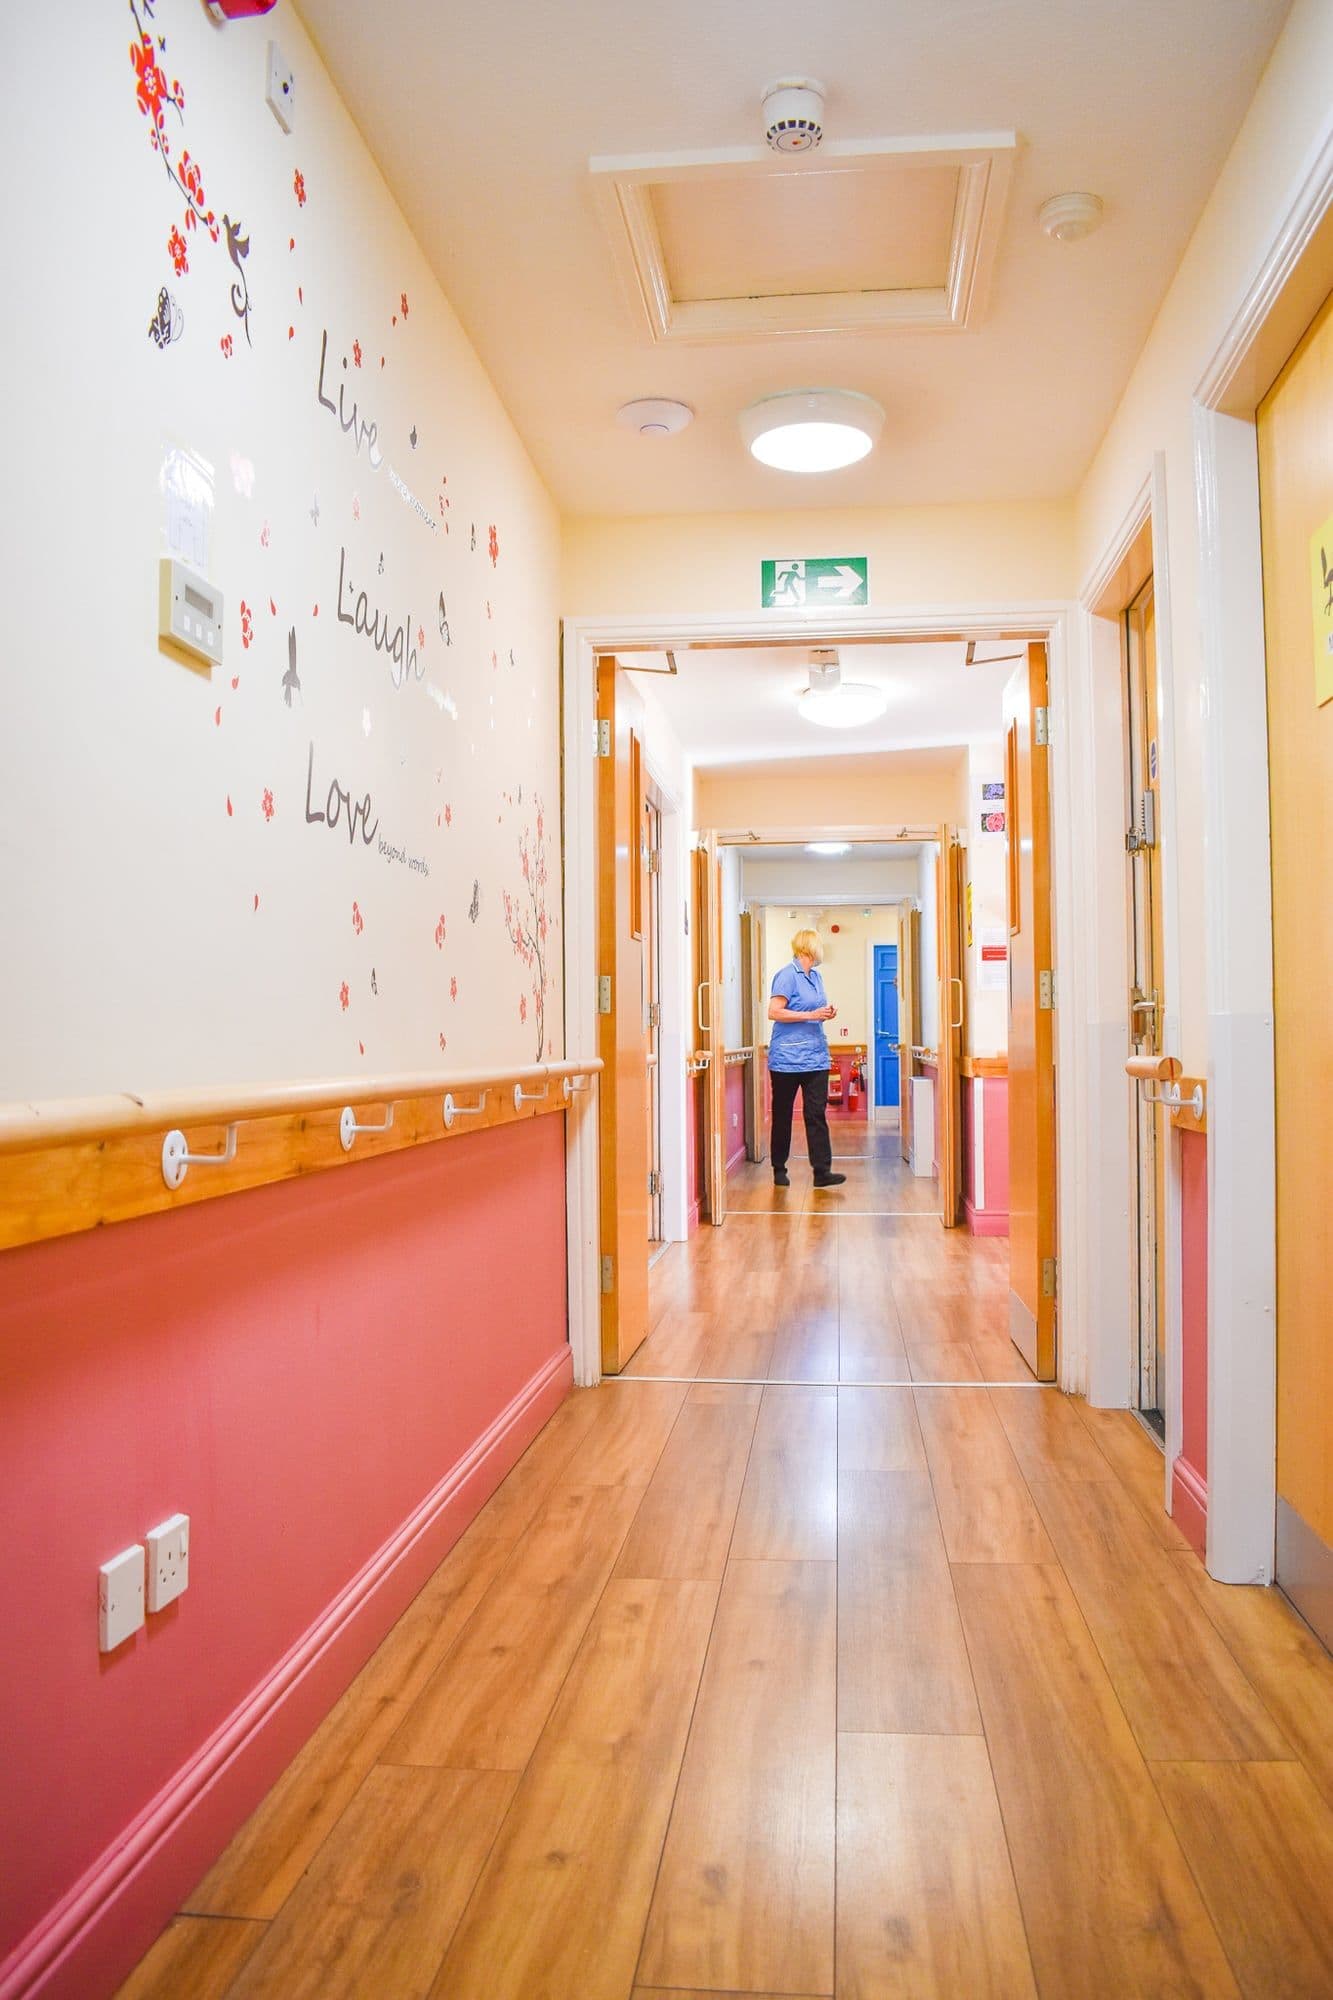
[146,1512,190,1613]
[99,1546,145,1652]
[266,42,295,133]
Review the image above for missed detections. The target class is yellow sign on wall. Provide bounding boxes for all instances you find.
[1310,511,1333,706]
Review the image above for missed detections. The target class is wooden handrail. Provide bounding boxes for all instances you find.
[0,1059,601,1158]
[1125,1053,1181,1083]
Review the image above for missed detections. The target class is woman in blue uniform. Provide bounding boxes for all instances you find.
[766,927,846,1189]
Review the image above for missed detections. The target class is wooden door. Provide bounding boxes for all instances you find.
[692,838,727,1223]
[1258,286,1333,1640]
[596,656,650,1373]
[644,790,664,1246]
[1125,578,1168,1431]
[897,903,919,1163]
[1004,643,1057,1380]
[937,831,966,1228]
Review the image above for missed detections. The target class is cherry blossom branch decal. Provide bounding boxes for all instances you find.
[503,800,550,1063]
[129,1,253,339]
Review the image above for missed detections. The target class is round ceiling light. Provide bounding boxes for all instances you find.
[1038,192,1105,243]
[797,658,889,729]
[740,388,884,473]
[616,398,693,437]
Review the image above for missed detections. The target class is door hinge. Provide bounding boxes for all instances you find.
[1034,705,1050,747]
[649,847,662,874]
[598,974,612,1015]
[595,718,611,758]
[648,1168,661,1197]
[648,999,661,1028]
[1039,969,1056,1010]
[1042,1256,1058,1299]
[600,1254,614,1294]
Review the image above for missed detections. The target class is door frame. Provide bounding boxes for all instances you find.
[562,602,1082,1389]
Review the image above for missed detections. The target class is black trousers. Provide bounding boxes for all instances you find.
[769,1068,832,1175]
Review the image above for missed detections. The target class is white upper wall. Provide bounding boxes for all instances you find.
[742,857,919,903]
[6,2,562,1097]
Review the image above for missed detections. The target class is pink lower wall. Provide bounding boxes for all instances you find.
[0,1118,569,2000]
[686,1076,702,1231]
[1173,1128,1209,1560]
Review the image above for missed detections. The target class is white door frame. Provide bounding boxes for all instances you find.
[562,603,1086,1390]
[1188,117,1333,1581]
[1076,459,1185,1494]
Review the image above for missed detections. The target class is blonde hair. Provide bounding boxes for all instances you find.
[791,927,823,963]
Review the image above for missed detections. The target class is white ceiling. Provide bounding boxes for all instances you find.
[628,640,1016,764]
[300,0,1290,516]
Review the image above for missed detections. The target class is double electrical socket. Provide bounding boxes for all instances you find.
[98,1513,190,1653]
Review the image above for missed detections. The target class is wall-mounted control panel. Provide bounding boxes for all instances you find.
[160,557,224,668]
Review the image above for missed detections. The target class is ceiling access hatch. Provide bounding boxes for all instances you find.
[591,131,1017,344]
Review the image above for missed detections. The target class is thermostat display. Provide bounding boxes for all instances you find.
[160,556,224,667]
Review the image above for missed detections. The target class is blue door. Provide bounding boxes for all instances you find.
[874,945,900,1106]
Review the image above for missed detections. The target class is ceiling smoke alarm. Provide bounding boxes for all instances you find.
[615,398,693,437]
[761,76,826,154]
[1038,192,1105,242]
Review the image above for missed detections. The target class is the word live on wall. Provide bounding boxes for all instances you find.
[126,0,560,1075]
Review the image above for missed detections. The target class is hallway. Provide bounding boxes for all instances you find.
[122,1193,1333,2000]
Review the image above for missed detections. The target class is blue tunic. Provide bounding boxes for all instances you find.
[768,961,831,1073]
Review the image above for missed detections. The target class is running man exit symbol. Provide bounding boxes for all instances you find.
[762,557,868,608]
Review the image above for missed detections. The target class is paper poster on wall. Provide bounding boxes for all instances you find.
[979,778,1005,835]
[1310,512,1333,705]
[978,925,1008,992]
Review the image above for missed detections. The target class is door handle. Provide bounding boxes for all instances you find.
[697,981,711,1033]
[949,977,964,1030]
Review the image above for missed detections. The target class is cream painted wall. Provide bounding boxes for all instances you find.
[761,907,898,1048]
[740,857,919,903]
[7,1,562,1097]
[564,501,1076,616]
[1074,0,1333,1066]
[696,749,967,831]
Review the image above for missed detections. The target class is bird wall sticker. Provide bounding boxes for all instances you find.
[282,627,301,707]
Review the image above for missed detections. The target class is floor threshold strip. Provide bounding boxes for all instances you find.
[610,1374,1050,1389]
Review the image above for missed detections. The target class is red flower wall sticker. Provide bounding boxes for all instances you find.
[261,788,274,821]
[503,799,550,1064]
[293,168,307,208]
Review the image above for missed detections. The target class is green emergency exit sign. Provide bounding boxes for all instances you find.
[761,557,868,607]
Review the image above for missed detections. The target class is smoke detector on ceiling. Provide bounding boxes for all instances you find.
[761,76,826,154]
[615,398,693,437]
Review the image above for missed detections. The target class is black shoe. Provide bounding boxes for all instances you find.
[812,1171,847,1187]
[773,1168,790,1187]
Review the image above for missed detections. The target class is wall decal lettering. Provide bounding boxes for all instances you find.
[336,545,421,688]
[304,740,379,847]
[316,329,383,465]
[503,799,550,1062]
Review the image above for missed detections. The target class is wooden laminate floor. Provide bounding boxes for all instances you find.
[121,1132,1333,2000]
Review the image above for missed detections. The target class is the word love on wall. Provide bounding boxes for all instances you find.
[0,0,563,1104]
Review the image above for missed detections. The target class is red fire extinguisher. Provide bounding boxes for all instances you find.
[847,1065,859,1109]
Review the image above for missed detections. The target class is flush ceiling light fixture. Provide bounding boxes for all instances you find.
[740,389,884,473]
[1038,192,1105,242]
[806,841,851,856]
[797,653,890,729]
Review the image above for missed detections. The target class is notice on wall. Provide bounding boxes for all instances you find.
[978,925,1008,992]
[1310,512,1333,706]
